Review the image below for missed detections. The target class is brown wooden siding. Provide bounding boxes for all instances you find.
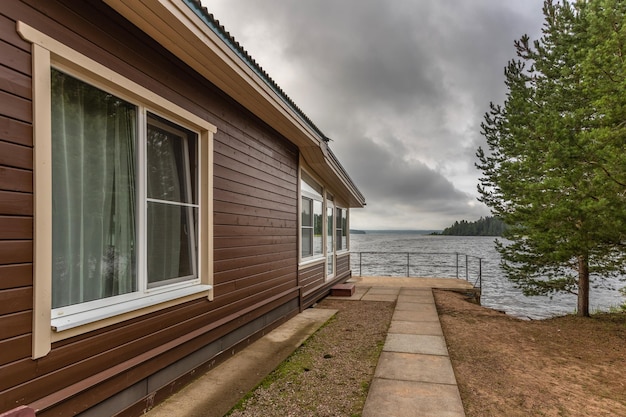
[0,0,302,415]
[299,254,353,309]
[300,275,353,310]
[336,253,351,278]
[299,254,352,301]
[0,3,36,412]
[299,262,325,299]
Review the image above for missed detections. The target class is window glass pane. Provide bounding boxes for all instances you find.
[51,69,137,308]
[147,202,197,285]
[301,197,312,226]
[147,113,197,204]
[336,208,343,250]
[301,228,312,257]
[342,210,348,250]
[327,205,334,276]
[301,171,322,199]
[313,200,323,255]
[146,114,199,287]
[336,229,342,252]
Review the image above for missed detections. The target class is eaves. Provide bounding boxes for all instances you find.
[103,0,365,207]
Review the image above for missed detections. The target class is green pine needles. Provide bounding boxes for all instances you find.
[476,0,626,317]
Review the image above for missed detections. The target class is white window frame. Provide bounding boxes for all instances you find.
[301,197,314,256]
[325,193,335,280]
[18,22,217,358]
[144,112,199,289]
[299,169,325,264]
[335,206,349,253]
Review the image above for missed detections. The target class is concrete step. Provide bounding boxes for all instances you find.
[330,283,356,296]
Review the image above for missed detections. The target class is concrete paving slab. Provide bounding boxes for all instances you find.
[388,320,443,336]
[395,301,439,312]
[361,293,398,302]
[353,276,473,289]
[397,294,434,303]
[384,333,449,356]
[365,287,401,295]
[362,378,465,417]
[375,351,458,385]
[392,307,440,322]
[399,289,434,295]
[399,288,435,296]
[145,308,337,417]
[354,286,370,298]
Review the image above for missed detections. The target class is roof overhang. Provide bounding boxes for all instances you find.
[103,0,365,207]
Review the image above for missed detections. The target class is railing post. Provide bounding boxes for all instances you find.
[455,253,459,278]
[465,255,469,281]
[406,253,410,277]
[479,257,482,289]
[359,252,362,276]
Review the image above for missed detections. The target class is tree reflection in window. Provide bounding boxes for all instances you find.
[146,113,198,286]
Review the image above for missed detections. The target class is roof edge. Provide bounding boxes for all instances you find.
[104,0,365,206]
[183,0,330,143]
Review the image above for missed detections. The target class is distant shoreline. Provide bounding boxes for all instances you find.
[350,229,441,235]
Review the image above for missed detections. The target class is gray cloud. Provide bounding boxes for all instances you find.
[207,0,545,229]
[335,132,490,229]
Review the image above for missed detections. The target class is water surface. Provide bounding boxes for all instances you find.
[349,233,625,319]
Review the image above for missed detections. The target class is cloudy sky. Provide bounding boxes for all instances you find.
[204,0,546,230]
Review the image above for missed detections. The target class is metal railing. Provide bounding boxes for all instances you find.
[351,251,482,289]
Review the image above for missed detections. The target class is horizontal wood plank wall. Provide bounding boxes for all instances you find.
[299,263,325,300]
[0,5,36,407]
[0,1,300,415]
[299,254,352,309]
[336,253,351,278]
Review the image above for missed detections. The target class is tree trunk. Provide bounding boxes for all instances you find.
[577,254,590,317]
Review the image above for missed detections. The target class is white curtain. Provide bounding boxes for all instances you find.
[51,69,137,309]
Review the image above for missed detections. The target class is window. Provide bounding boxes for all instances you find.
[301,199,313,256]
[326,196,334,277]
[146,113,198,288]
[50,70,205,315]
[50,71,202,310]
[301,172,323,259]
[336,208,348,251]
[51,69,140,308]
[21,22,216,358]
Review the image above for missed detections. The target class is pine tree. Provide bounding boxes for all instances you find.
[476,0,626,317]
[439,216,507,236]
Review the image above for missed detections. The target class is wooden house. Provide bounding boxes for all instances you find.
[0,0,365,415]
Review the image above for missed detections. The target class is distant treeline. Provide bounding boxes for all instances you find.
[437,216,507,236]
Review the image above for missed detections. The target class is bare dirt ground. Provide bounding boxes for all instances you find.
[434,289,626,417]
[227,299,395,417]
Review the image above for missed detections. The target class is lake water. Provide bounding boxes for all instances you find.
[349,233,626,319]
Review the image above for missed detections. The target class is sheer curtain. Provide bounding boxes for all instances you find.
[51,69,137,309]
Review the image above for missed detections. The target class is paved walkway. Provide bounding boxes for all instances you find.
[352,286,466,417]
[327,277,469,416]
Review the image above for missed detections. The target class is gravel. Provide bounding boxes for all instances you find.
[226,299,395,417]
